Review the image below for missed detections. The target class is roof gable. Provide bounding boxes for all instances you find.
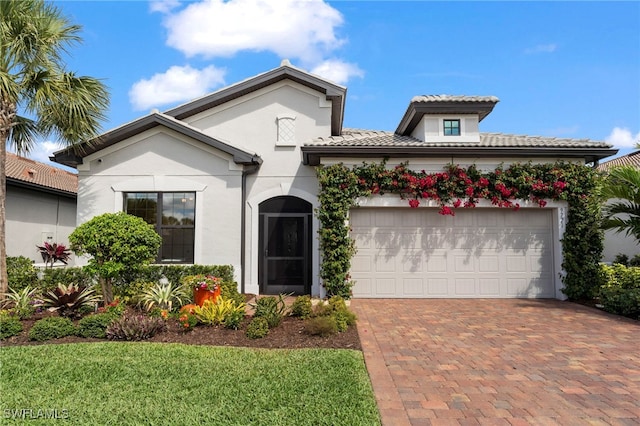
[51,112,262,168]
[165,60,346,136]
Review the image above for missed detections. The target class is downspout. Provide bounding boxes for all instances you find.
[240,162,261,294]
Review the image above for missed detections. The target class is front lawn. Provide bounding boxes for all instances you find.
[0,343,380,425]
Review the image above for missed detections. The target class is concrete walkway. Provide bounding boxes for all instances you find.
[351,299,640,425]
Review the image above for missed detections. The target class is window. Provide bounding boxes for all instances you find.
[443,119,461,136]
[124,192,195,263]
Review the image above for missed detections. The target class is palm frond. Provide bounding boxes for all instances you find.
[7,115,38,154]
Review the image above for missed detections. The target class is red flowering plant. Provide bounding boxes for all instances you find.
[318,160,600,299]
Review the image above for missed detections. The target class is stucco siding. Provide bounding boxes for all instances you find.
[6,185,77,264]
[74,128,244,274]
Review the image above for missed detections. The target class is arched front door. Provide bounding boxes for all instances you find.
[258,196,312,295]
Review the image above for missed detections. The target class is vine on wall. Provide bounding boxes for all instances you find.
[316,160,602,299]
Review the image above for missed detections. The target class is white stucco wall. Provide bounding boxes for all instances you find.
[601,201,639,263]
[75,128,244,277]
[6,185,77,265]
[411,114,480,143]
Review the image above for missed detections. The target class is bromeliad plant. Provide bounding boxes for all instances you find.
[36,242,72,269]
[317,160,603,299]
[1,286,41,319]
[42,283,101,318]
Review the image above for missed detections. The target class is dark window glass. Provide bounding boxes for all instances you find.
[124,192,195,263]
[444,119,461,136]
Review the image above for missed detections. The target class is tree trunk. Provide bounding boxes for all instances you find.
[0,100,17,299]
[101,277,113,305]
[0,129,8,299]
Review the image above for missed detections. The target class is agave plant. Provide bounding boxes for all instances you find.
[42,284,101,318]
[36,242,72,269]
[140,281,187,312]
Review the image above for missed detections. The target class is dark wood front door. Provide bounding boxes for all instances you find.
[261,214,309,295]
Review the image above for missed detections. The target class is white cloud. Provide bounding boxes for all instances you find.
[310,59,364,85]
[605,127,640,148]
[149,0,181,14]
[159,0,345,64]
[524,43,557,54]
[129,64,226,111]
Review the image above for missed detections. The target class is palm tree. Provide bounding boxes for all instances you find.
[0,0,109,296]
[601,165,640,242]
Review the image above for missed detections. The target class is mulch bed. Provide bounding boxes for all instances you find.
[1,309,362,351]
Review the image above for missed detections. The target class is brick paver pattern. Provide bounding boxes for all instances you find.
[351,299,639,426]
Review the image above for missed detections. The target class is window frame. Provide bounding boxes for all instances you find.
[443,119,461,136]
[124,192,196,264]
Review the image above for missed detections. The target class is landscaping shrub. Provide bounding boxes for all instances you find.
[28,317,76,341]
[193,297,245,326]
[69,212,162,304]
[308,296,357,333]
[252,295,288,328]
[0,313,23,340]
[290,295,312,319]
[629,254,640,267]
[2,286,40,319]
[6,256,38,292]
[140,281,188,312]
[613,253,629,266]
[77,312,120,338]
[304,316,338,337]
[106,314,166,341]
[40,267,95,293]
[245,316,269,339]
[42,283,101,319]
[599,264,640,319]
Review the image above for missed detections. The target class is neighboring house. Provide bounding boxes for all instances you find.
[5,152,78,265]
[597,150,640,263]
[52,61,616,299]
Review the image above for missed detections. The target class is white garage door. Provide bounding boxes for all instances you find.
[350,208,554,298]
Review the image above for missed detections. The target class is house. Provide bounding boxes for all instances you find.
[598,150,640,263]
[52,61,617,298]
[5,152,77,265]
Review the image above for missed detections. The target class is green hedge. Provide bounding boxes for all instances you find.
[6,256,38,292]
[598,264,640,319]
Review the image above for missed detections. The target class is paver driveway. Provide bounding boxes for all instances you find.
[351,299,639,426]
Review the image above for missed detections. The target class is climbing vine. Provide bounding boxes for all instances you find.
[316,160,603,299]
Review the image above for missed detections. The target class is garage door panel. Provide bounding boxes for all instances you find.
[350,208,555,298]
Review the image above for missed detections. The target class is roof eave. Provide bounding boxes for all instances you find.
[301,145,618,166]
[7,177,77,198]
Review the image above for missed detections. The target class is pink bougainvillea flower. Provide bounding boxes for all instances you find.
[409,199,420,208]
[438,205,454,216]
[453,199,462,208]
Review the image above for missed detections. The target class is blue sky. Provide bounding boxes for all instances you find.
[13,1,640,169]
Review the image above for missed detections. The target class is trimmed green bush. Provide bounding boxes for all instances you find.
[40,267,95,293]
[290,295,313,319]
[304,316,338,336]
[6,256,38,292]
[246,317,269,339]
[599,264,640,319]
[0,315,23,340]
[253,295,288,328]
[28,317,76,341]
[77,313,119,338]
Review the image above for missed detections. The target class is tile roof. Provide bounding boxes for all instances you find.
[6,152,77,194]
[411,95,500,103]
[307,129,611,148]
[598,150,640,171]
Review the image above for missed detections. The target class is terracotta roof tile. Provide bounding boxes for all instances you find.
[6,152,77,194]
[597,150,640,171]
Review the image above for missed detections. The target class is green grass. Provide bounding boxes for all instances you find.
[0,343,380,425]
